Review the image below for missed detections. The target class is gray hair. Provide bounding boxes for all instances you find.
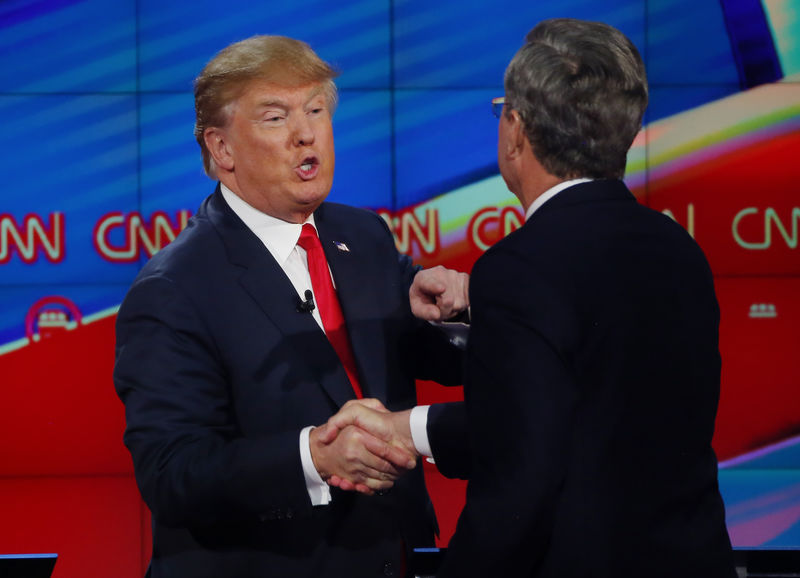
[193,35,339,179]
[504,18,648,179]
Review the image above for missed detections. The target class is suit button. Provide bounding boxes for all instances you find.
[383,561,394,576]
[285,508,294,519]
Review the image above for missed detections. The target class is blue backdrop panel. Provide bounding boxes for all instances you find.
[329,89,393,208]
[0,0,136,92]
[394,89,499,208]
[647,0,740,84]
[140,92,212,215]
[138,0,391,91]
[393,0,645,89]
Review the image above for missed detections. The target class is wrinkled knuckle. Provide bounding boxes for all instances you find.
[343,446,359,462]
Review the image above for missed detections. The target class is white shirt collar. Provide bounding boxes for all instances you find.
[525,178,593,221]
[220,184,316,265]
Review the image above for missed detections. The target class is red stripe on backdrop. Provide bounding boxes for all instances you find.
[648,129,800,277]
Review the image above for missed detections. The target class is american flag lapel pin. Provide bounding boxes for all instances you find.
[334,241,350,252]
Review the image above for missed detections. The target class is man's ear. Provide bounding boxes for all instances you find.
[204,127,234,172]
[507,110,526,159]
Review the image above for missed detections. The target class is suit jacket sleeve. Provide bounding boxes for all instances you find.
[114,274,313,527]
[437,245,579,577]
[391,244,469,479]
[393,245,469,479]
[426,402,469,479]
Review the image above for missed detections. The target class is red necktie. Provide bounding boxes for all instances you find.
[297,224,363,399]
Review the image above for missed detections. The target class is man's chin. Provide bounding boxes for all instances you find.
[296,183,331,207]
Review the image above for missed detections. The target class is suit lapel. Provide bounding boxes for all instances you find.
[205,189,357,408]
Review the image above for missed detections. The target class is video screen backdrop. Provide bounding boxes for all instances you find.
[1,0,798,576]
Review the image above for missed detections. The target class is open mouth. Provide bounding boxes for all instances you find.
[296,156,319,180]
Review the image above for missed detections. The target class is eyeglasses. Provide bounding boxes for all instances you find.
[491,96,508,119]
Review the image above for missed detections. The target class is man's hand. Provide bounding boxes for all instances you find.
[410,265,469,321]
[310,400,417,495]
[313,399,418,494]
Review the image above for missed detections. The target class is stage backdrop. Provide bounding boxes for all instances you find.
[1,0,798,576]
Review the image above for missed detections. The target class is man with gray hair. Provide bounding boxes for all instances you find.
[436,18,736,578]
[114,35,468,577]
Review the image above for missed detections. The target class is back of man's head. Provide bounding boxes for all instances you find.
[504,18,648,180]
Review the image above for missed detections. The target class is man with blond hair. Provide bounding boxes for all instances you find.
[114,35,468,578]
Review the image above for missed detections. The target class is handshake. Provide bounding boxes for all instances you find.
[309,399,420,495]
[306,265,470,496]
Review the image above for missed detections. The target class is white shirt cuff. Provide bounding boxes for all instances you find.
[410,405,433,458]
[300,426,332,506]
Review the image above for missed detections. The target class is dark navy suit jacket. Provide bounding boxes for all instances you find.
[438,180,736,578]
[114,187,464,578]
